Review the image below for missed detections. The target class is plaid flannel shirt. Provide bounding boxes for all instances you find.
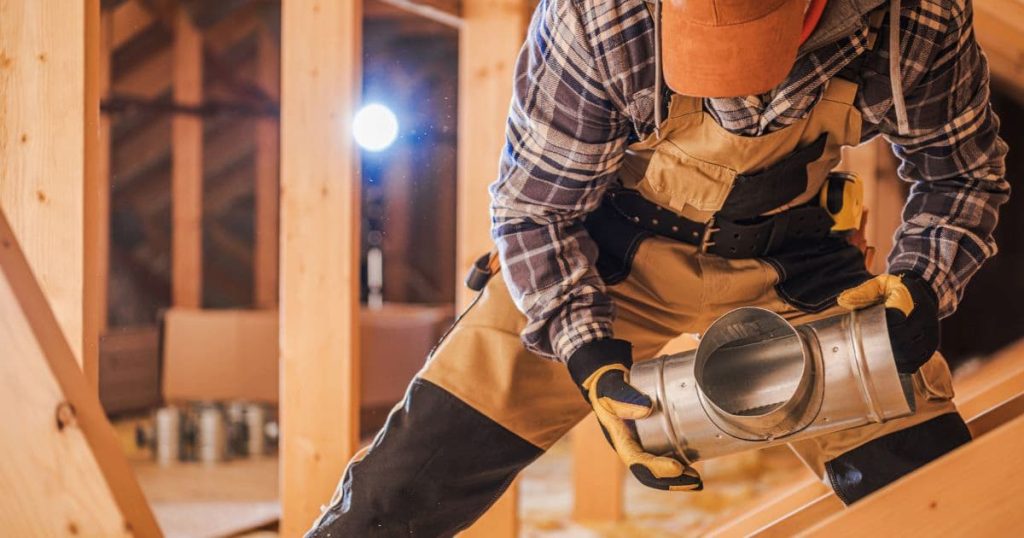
[490,0,1009,363]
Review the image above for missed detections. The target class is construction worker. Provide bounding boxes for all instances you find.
[308,0,1009,534]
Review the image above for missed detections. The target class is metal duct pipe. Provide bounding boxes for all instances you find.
[631,305,916,464]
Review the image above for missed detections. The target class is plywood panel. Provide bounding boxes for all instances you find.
[457,1,529,536]
[0,211,160,537]
[0,0,86,364]
[280,0,361,535]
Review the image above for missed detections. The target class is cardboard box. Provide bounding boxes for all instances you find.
[162,308,279,403]
[161,305,453,407]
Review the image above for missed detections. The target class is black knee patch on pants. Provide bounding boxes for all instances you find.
[825,412,972,505]
[307,379,542,538]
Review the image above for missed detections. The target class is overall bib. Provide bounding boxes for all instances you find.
[307,15,970,538]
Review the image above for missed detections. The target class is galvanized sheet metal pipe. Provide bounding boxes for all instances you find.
[631,305,915,464]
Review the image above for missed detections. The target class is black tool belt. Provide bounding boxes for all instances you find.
[603,188,835,259]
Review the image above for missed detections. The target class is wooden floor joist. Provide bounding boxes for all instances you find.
[805,413,1024,536]
[745,343,1024,537]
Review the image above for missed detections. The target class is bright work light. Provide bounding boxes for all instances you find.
[353,103,399,152]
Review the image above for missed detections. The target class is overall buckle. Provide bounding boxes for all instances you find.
[700,217,720,253]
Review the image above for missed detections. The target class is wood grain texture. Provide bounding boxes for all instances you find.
[0,0,86,364]
[457,0,529,536]
[704,477,827,538]
[84,1,111,388]
[279,0,361,535]
[171,8,203,308]
[0,210,161,537]
[741,342,1024,537]
[804,413,1024,537]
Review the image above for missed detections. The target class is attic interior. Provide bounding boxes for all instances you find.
[2,0,1024,537]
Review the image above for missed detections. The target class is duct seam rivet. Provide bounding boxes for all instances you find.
[55,401,77,431]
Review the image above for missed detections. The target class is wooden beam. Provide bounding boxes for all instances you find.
[84,2,112,389]
[804,413,1024,536]
[112,47,171,97]
[750,492,844,537]
[704,476,827,538]
[744,342,1024,537]
[1,0,87,365]
[171,8,203,308]
[571,415,626,522]
[1,194,161,536]
[254,28,279,309]
[457,0,529,535]
[375,0,463,28]
[280,0,361,535]
[111,0,155,50]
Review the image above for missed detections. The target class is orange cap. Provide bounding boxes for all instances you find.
[662,0,808,98]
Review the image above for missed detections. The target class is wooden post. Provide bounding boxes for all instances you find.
[1,0,86,365]
[83,1,111,388]
[280,0,361,535]
[571,415,626,521]
[457,0,529,535]
[172,8,203,308]
[254,28,280,309]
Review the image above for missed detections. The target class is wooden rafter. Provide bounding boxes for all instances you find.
[374,0,463,28]
[805,413,1024,536]
[111,0,156,50]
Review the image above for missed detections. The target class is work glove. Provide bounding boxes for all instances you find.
[837,272,940,373]
[568,339,702,491]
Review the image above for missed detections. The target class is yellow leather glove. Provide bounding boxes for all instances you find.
[838,272,940,373]
[569,339,702,491]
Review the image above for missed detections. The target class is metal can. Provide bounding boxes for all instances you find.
[246,403,266,457]
[196,403,226,464]
[154,406,181,466]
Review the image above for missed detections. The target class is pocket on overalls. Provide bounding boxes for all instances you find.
[641,141,735,214]
[583,201,653,285]
[762,238,871,313]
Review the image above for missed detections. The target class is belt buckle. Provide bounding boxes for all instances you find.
[700,217,720,253]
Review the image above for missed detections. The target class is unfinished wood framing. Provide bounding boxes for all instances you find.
[457,0,529,535]
[280,0,362,535]
[171,8,203,308]
[1,0,87,366]
[806,413,1024,536]
[84,2,112,388]
[0,208,160,537]
[254,27,280,309]
[744,343,1024,536]
[571,416,625,522]
[111,0,155,50]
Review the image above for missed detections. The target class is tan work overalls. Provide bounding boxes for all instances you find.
[308,16,962,538]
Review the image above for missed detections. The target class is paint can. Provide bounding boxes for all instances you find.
[196,403,226,464]
[154,406,181,466]
[246,403,266,457]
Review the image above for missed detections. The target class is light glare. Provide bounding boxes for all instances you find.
[353,103,399,151]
